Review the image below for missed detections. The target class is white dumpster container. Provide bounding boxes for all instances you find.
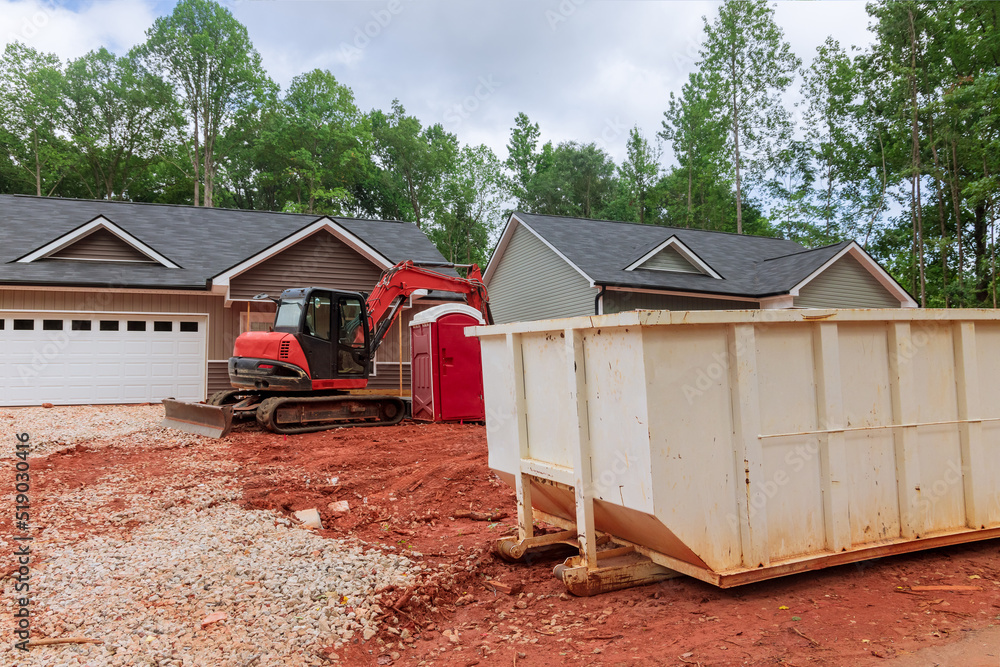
[469,309,1000,593]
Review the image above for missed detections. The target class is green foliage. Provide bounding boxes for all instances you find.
[0,42,70,197]
[698,0,800,233]
[62,47,179,200]
[141,0,269,207]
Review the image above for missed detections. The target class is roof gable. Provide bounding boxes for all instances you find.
[15,216,179,268]
[0,196,451,290]
[489,212,911,304]
[624,236,722,279]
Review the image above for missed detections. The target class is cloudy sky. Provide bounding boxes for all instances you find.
[1,0,875,166]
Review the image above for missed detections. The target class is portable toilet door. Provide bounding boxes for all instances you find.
[409,304,486,422]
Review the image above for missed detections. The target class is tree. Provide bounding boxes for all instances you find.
[277,69,371,215]
[659,72,728,228]
[430,144,509,265]
[617,126,661,224]
[0,42,68,196]
[142,0,268,207]
[62,47,179,200]
[698,0,800,233]
[504,112,542,210]
[370,100,458,227]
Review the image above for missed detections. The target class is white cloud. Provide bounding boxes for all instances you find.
[1,0,157,60]
[0,0,880,169]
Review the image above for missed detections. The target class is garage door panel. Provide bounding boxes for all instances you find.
[151,341,176,355]
[1,312,206,406]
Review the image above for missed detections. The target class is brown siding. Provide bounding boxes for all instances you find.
[230,229,385,300]
[49,228,155,262]
[367,364,411,396]
[605,291,759,312]
[207,361,231,395]
[0,289,229,358]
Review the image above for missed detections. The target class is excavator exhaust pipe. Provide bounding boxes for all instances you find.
[161,399,234,438]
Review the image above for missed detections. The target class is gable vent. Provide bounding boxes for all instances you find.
[48,228,156,263]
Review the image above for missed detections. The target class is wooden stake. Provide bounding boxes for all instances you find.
[27,637,104,647]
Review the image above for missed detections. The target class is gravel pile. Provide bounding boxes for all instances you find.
[4,504,420,667]
[0,404,194,457]
[1,406,433,666]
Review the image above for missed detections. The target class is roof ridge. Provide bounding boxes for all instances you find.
[514,210,796,242]
[759,240,853,263]
[2,194,414,224]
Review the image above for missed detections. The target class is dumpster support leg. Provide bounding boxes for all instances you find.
[565,328,598,569]
[554,546,679,596]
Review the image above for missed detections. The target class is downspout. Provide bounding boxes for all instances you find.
[594,285,606,316]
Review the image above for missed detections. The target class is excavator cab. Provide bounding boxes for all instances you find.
[228,288,373,392]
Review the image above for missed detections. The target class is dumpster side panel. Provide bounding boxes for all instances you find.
[911,324,966,533]
[582,328,653,513]
[521,332,576,469]
[976,323,1000,526]
[642,324,743,571]
[754,324,827,561]
[481,335,520,477]
[838,323,901,544]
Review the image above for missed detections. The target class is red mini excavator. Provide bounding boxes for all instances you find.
[161,261,492,437]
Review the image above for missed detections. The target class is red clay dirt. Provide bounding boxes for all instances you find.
[23,421,1000,666]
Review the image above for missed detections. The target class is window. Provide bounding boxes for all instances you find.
[154,321,172,332]
[71,320,92,331]
[337,297,365,375]
[127,321,146,332]
[240,311,274,334]
[180,321,198,332]
[100,320,119,331]
[43,319,63,331]
[0,319,4,330]
[13,319,33,331]
[304,294,332,340]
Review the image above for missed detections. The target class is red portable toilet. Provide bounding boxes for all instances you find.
[409,304,486,422]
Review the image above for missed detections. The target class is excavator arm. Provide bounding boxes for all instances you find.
[364,260,493,356]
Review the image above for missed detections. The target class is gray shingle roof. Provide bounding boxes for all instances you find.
[0,195,451,289]
[510,212,853,298]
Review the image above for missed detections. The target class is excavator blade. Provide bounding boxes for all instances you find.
[161,399,234,438]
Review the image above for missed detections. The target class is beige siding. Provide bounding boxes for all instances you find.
[0,289,231,358]
[794,254,902,308]
[49,228,154,262]
[639,245,702,273]
[487,223,595,324]
[605,291,759,313]
[230,229,384,300]
[366,365,411,396]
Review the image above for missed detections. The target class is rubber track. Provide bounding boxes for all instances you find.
[255,394,405,435]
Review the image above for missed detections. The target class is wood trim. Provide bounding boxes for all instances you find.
[789,243,918,308]
[15,216,180,268]
[485,214,595,287]
[211,218,394,294]
[623,236,723,278]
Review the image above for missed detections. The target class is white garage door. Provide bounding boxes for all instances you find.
[0,311,207,406]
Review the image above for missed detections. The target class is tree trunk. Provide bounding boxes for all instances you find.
[929,119,948,307]
[732,85,743,235]
[686,150,693,228]
[908,8,926,307]
[950,139,964,299]
[33,131,42,197]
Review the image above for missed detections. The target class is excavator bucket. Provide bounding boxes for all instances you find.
[161,399,234,438]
